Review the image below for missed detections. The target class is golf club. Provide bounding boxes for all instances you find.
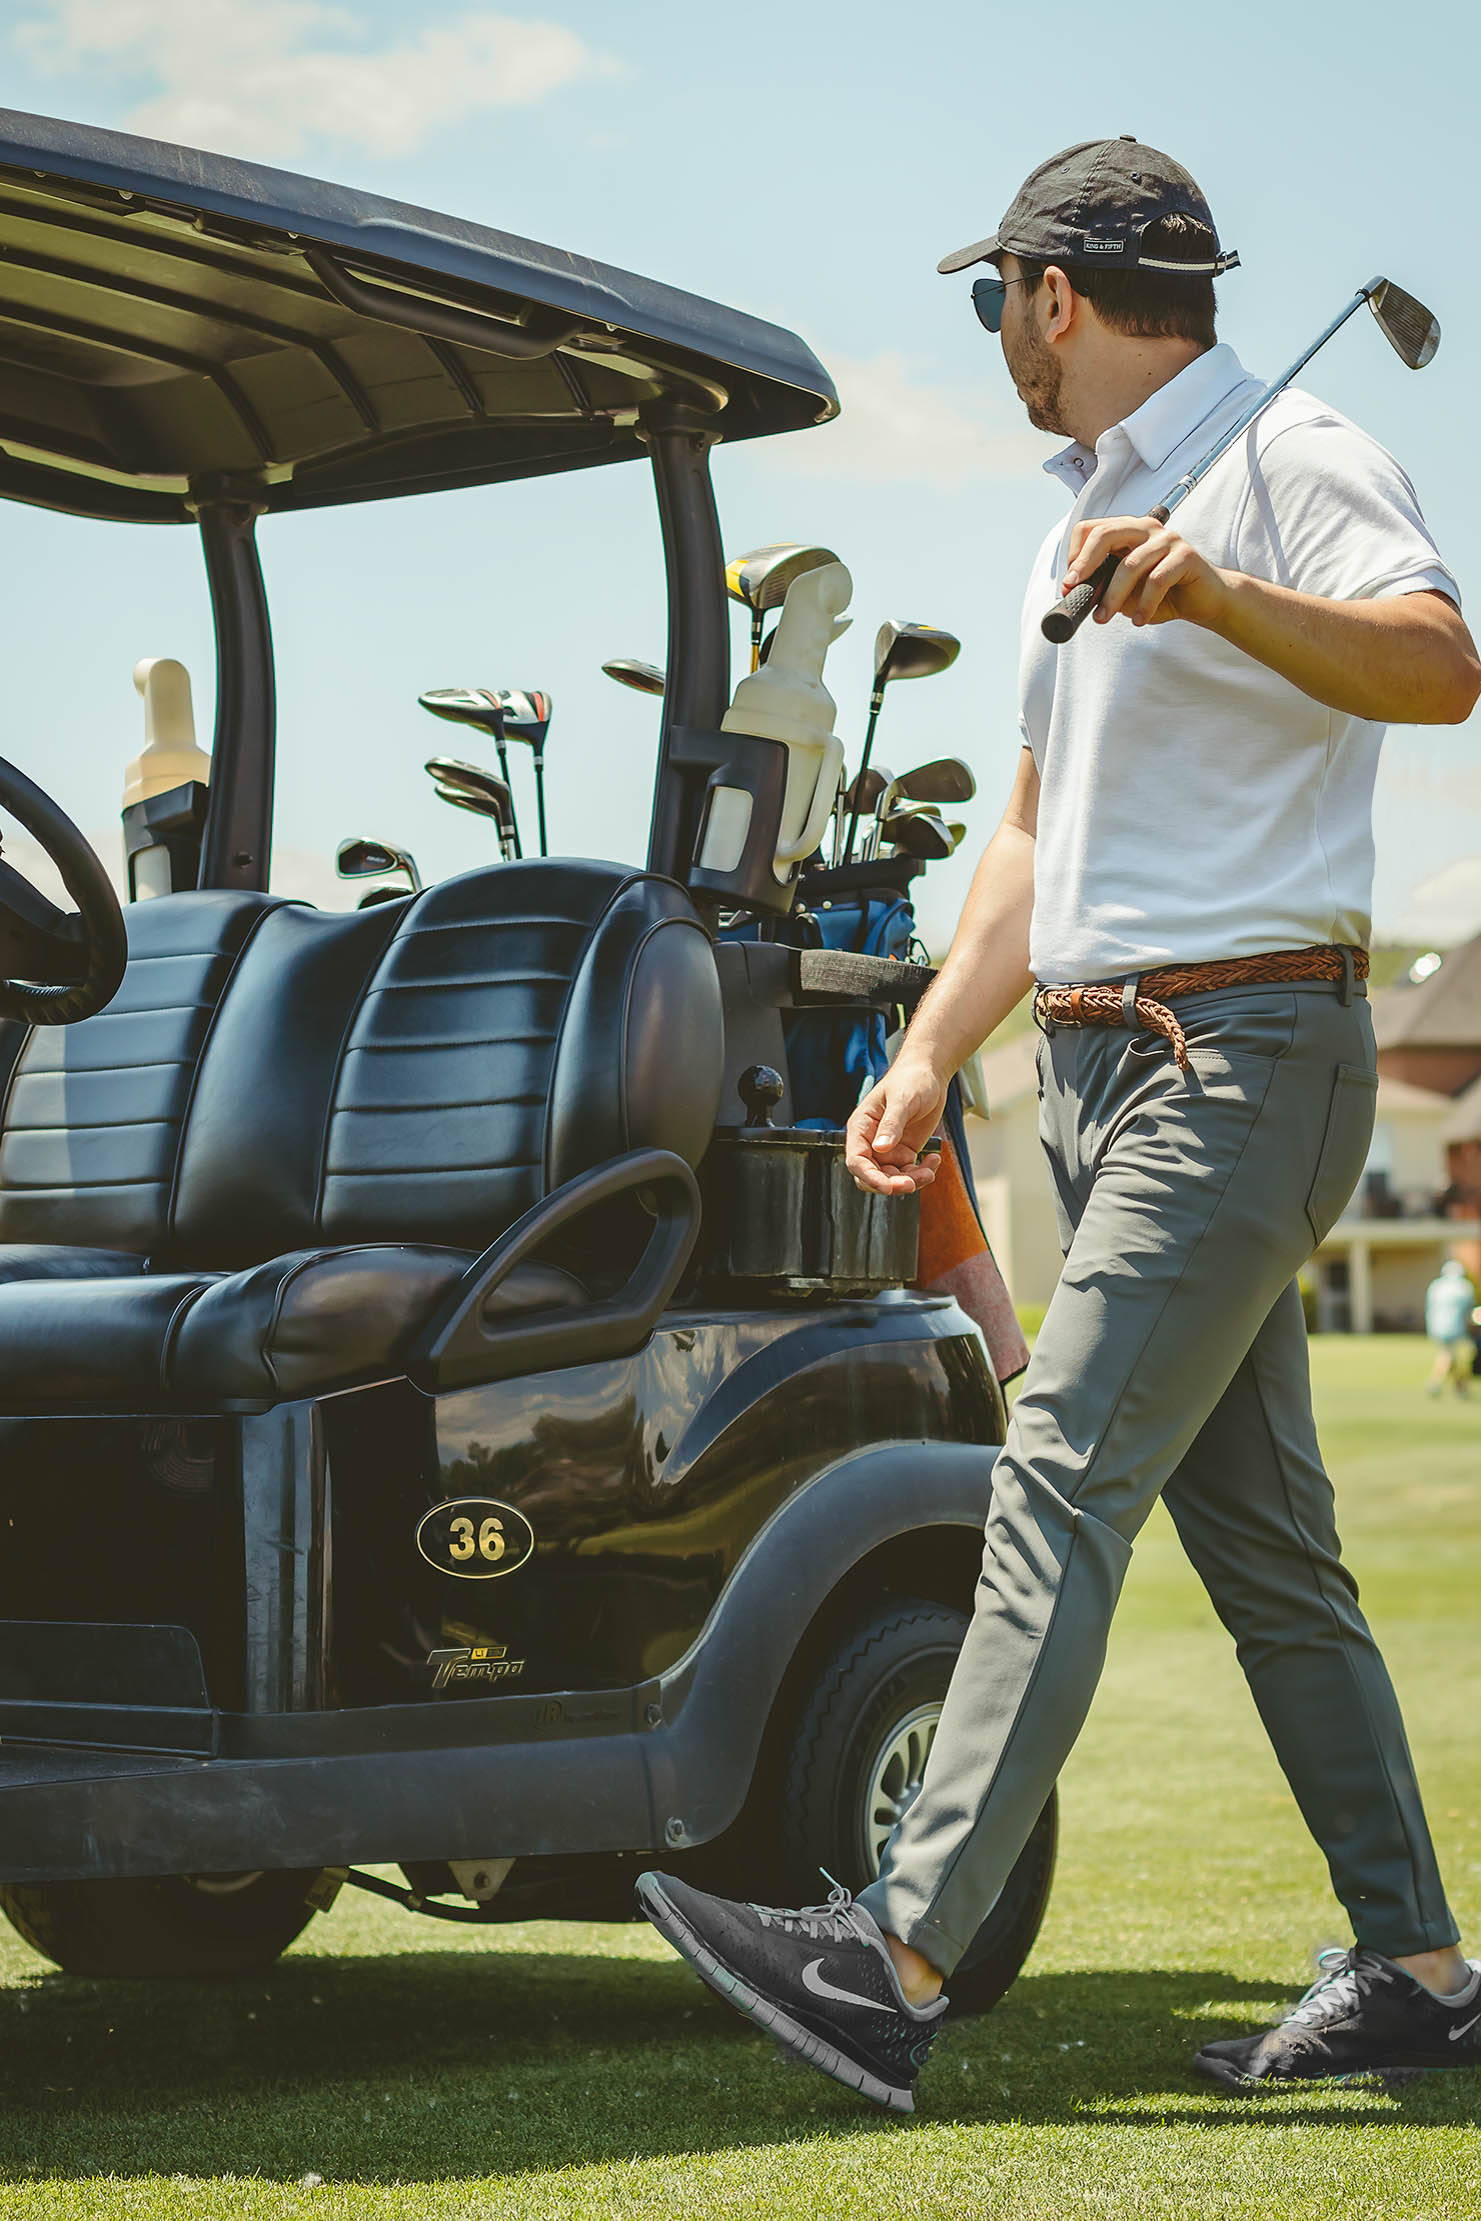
[424,757,517,859]
[832,763,889,866]
[1042,275,1442,643]
[841,622,962,863]
[602,657,667,696]
[485,689,552,856]
[890,756,976,807]
[432,781,519,859]
[336,835,422,893]
[879,805,954,862]
[418,687,521,856]
[725,543,840,670]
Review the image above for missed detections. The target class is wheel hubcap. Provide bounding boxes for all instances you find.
[860,1700,941,1874]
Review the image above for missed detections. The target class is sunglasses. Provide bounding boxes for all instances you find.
[971,274,1023,333]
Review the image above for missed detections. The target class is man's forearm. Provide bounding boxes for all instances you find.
[1205,575,1481,723]
[898,820,1035,1082]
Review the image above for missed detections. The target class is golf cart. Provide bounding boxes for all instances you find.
[0,109,1053,2011]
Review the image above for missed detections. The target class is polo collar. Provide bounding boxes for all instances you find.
[1042,342,1253,493]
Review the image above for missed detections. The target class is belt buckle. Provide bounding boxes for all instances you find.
[1031,985,1055,1037]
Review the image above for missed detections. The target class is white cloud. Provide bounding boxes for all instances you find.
[1394,856,1481,947]
[769,350,1045,488]
[14,0,615,161]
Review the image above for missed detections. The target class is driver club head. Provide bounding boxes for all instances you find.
[485,689,552,751]
[873,622,962,690]
[725,543,841,618]
[417,686,506,738]
[1365,278,1440,369]
[894,756,976,806]
[602,657,667,697]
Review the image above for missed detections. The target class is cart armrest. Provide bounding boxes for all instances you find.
[409,1148,701,1394]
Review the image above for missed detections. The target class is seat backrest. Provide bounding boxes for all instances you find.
[0,891,283,1253]
[154,859,721,1265]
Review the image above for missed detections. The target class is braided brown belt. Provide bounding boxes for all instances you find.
[1032,944,1370,1070]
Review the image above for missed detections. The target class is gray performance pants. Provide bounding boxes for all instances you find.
[856,979,1459,1974]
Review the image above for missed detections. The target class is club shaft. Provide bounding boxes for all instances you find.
[533,755,548,857]
[842,695,884,865]
[1042,282,1378,644]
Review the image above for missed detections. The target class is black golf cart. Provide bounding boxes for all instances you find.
[0,109,1053,2011]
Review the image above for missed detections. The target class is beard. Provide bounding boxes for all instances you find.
[1004,316,1067,435]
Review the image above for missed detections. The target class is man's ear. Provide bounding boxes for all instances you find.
[1041,265,1078,342]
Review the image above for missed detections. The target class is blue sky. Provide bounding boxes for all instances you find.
[2,0,1478,948]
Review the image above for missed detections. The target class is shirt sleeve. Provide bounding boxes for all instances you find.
[1232,413,1461,608]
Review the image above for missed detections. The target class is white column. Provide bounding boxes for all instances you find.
[1348,1238,1373,1334]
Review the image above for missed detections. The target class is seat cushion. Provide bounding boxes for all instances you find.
[169,1249,588,1403]
[0,1272,213,1406]
[0,1245,147,1286]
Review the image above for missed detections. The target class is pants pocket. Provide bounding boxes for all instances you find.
[1305,1063,1379,1244]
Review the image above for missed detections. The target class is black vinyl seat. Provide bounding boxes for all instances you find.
[0,862,722,1408]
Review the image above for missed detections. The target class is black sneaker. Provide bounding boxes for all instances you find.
[1195,1946,1481,2090]
[636,1869,948,2113]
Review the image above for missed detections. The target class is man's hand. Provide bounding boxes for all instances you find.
[845,1059,949,1198]
[1064,514,1230,630]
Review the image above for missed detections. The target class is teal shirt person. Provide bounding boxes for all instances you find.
[1425,1259,1477,1343]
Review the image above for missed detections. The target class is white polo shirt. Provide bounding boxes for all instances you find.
[1018,342,1459,983]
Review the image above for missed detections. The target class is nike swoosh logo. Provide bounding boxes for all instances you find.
[800,1957,900,2014]
[1448,2012,1481,2042]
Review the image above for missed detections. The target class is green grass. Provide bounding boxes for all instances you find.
[3,1336,1479,2218]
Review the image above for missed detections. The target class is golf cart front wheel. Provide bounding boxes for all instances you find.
[0,1868,322,1977]
[778,1597,1056,2017]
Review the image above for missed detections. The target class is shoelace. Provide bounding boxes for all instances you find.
[1284,1946,1393,2029]
[751,1870,865,1944]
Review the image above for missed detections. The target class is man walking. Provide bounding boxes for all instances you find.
[639,139,1481,2111]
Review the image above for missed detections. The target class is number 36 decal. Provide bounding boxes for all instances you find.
[416,1498,536,1580]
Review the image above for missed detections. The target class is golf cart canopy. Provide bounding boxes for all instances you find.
[0,108,837,523]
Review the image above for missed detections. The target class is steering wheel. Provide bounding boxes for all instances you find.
[0,754,127,1025]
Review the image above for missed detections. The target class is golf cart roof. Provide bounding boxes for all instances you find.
[0,108,839,524]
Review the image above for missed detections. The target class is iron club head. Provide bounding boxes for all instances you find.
[1364,278,1441,370]
[336,836,421,890]
[893,756,976,806]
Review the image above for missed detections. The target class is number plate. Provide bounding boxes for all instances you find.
[415,1497,535,1580]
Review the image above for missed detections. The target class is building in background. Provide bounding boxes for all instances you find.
[966,934,1481,1330]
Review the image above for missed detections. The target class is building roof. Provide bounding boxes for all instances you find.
[1377,1073,1454,1115]
[0,108,837,521]
[1442,1069,1481,1144]
[1372,932,1481,1051]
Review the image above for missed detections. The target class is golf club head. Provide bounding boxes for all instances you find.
[896,755,976,805]
[725,543,841,616]
[882,807,953,861]
[873,621,962,688]
[337,836,407,880]
[433,782,517,856]
[487,688,552,749]
[602,657,666,696]
[944,819,967,852]
[418,686,506,737]
[1365,278,1440,370]
[843,766,889,815]
[424,755,512,805]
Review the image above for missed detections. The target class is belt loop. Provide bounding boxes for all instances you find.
[1121,975,1141,1030]
[1338,946,1356,1006]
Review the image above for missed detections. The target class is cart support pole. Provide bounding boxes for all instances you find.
[641,404,728,886]
[196,498,276,891]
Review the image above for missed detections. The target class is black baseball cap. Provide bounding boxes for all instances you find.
[938,136,1239,278]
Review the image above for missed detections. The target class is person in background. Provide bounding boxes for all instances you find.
[1424,1257,1477,1398]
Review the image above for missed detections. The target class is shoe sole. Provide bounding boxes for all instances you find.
[1194,2049,1451,2093]
[636,1873,914,2115]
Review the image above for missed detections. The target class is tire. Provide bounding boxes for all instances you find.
[0,1868,321,1977]
[777,1597,1056,2017]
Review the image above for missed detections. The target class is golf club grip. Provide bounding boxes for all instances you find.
[1041,554,1117,643]
[1040,503,1172,645]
